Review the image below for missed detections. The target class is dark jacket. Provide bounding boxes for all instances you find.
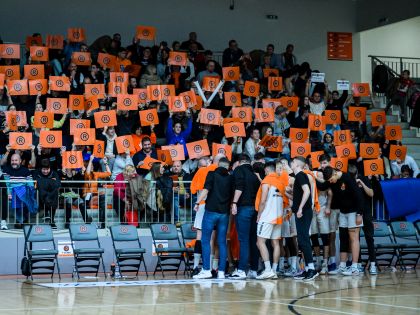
[204,167,234,214]
[132,149,158,175]
[233,163,260,207]
[33,170,61,209]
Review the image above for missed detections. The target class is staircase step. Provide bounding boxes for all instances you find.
[402,138,420,145]
[403,129,417,137]
[366,115,399,123]
[388,122,410,129]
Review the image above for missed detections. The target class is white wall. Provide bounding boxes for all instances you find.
[360,16,420,83]
[0,0,361,83]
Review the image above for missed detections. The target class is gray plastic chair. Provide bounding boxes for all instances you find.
[390,221,420,269]
[371,221,402,268]
[180,223,198,271]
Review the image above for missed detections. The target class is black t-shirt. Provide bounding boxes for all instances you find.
[329,173,364,214]
[291,171,312,213]
[357,175,372,215]
[204,167,233,214]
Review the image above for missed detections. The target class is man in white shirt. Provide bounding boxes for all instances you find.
[391,155,419,178]
[244,128,265,160]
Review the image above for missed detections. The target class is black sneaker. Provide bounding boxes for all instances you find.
[293,271,307,281]
[211,269,218,278]
[303,269,319,282]
[192,267,201,276]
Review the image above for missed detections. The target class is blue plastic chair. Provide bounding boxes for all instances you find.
[390,221,420,269]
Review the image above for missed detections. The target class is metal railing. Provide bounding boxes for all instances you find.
[369,55,420,79]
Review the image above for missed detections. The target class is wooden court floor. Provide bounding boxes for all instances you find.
[0,271,419,315]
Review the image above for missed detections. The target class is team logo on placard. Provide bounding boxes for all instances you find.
[228,70,235,78]
[207,113,215,121]
[163,88,171,96]
[73,98,81,106]
[194,145,202,153]
[174,100,182,109]
[330,113,337,121]
[339,134,346,142]
[370,163,378,172]
[80,132,89,141]
[261,112,269,120]
[376,115,383,123]
[170,149,177,157]
[249,86,255,93]
[103,57,110,65]
[230,95,237,103]
[36,50,43,57]
[183,95,191,103]
[366,147,374,155]
[46,134,55,143]
[69,155,77,164]
[73,31,80,39]
[238,111,246,119]
[91,88,99,95]
[231,125,239,133]
[354,110,361,118]
[101,115,110,123]
[30,68,39,76]
[272,79,279,87]
[287,100,293,108]
[53,102,61,110]
[296,132,304,141]
[78,55,85,62]
[96,144,102,153]
[343,148,351,157]
[123,98,132,106]
[142,30,150,37]
[139,92,147,100]
[16,136,26,145]
[123,139,130,148]
[217,148,226,155]
[5,47,14,55]
[314,119,321,127]
[152,89,160,97]
[13,83,22,92]
[175,54,182,63]
[395,149,402,157]
[40,116,49,124]
[297,146,305,155]
[358,86,365,93]
[335,161,344,169]
[114,86,121,94]
[390,129,397,137]
[6,69,13,77]
[160,224,169,232]
[56,79,64,87]
[146,113,154,122]
[35,83,43,91]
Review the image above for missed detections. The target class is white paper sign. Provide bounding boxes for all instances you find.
[58,240,74,257]
[311,73,325,83]
[152,240,168,256]
[337,80,350,90]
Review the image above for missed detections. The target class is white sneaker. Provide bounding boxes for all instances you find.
[320,265,328,275]
[217,271,225,279]
[0,220,7,230]
[272,270,278,279]
[328,265,347,275]
[342,266,360,276]
[256,269,276,280]
[228,269,247,280]
[193,269,213,279]
[247,270,257,279]
[284,268,298,277]
[369,264,378,275]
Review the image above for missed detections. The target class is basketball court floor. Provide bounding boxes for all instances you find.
[0,271,419,314]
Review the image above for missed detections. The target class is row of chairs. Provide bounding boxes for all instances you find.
[23,223,198,280]
[360,221,420,269]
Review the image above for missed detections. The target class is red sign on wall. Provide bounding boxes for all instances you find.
[327,32,353,61]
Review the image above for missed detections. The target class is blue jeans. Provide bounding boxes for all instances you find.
[201,210,229,271]
[235,206,259,271]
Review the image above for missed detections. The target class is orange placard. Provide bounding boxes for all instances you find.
[110,72,129,83]
[371,111,387,127]
[28,79,47,95]
[291,142,311,158]
[108,81,128,97]
[94,110,117,129]
[359,143,380,159]
[161,145,185,161]
[10,132,32,150]
[147,85,162,101]
[268,77,283,91]
[124,64,141,77]
[68,95,85,111]
[162,85,176,99]
[262,98,281,108]
[70,119,91,135]
[200,108,222,126]
[85,83,106,99]
[39,130,62,148]
[49,76,70,92]
[259,135,278,147]
[73,128,95,145]
[30,46,49,62]
[289,128,309,143]
[117,94,139,111]
[222,67,240,81]
[72,52,91,66]
[224,92,242,107]
[133,88,148,103]
[139,109,159,126]
[364,159,384,176]
[0,65,20,80]
[308,114,325,131]
[331,157,348,172]
[323,110,341,125]
[157,149,173,165]
[232,107,252,123]
[389,145,407,161]
[136,26,156,40]
[352,83,370,97]
[62,151,84,169]
[7,80,28,96]
[68,28,86,43]
[85,96,100,112]
[186,140,211,159]
[385,125,402,141]
[212,143,232,160]
[222,118,242,124]
[115,135,135,154]
[168,51,188,66]
[310,151,324,169]
[93,140,105,159]
[263,68,279,78]
[243,81,260,97]
[333,130,351,146]
[194,94,203,110]
[255,107,275,123]
[224,122,246,138]
[5,112,17,131]
[140,156,162,170]
[179,90,197,108]
[46,98,68,114]
[267,137,283,153]
[33,112,54,129]
[202,76,221,92]
[97,53,116,70]
[0,73,4,89]
[280,96,299,112]
[14,111,27,127]
[335,144,357,159]
[0,44,20,59]
[24,64,44,80]
[26,36,42,49]
[46,35,64,49]
[348,106,367,122]
[168,96,186,112]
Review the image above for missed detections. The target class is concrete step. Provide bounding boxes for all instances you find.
[403,129,418,137]
[366,115,399,123]
[388,122,410,129]
[402,138,420,145]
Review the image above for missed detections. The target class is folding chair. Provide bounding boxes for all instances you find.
[23,225,60,280]
[150,223,189,277]
[110,225,148,277]
[371,221,402,268]
[390,221,420,270]
[180,223,198,274]
[69,224,106,279]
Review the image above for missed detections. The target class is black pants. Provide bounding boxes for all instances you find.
[362,211,376,262]
[295,209,313,266]
[386,94,406,118]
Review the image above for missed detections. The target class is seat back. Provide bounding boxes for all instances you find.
[416,221,420,233]
[390,221,420,245]
[373,221,395,244]
[24,225,54,243]
[150,224,179,241]
[180,223,197,242]
[69,224,99,242]
[110,225,139,242]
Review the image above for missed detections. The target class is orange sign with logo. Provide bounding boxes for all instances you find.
[255,107,275,123]
[200,108,222,126]
[348,106,367,122]
[364,159,384,176]
[232,107,252,123]
[291,142,311,158]
[370,111,387,127]
[186,140,210,159]
[310,151,324,169]
[85,83,106,99]
[39,130,63,148]
[0,65,20,80]
[62,151,84,169]
[49,76,71,92]
[243,81,260,97]
[73,128,95,145]
[359,143,380,159]
[308,114,325,131]
[224,92,242,107]
[133,88,149,104]
[10,132,32,150]
[139,109,159,126]
[116,135,135,154]
[93,140,105,158]
[351,83,370,97]
[0,44,20,59]
[323,110,341,125]
[70,119,91,134]
[168,51,188,66]
[24,64,45,80]
[268,77,283,91]
[110,72,129,83]
[212,143,232,160]
[117,94,139,111]
[168,96,187,112]
[331,157,348,172]
[72,52,91,66]
[333,130,351,146]
[267,137,283,153]
[68,95,85,111]
[224,122,246,138]
[33,112,54,129]
[30,46,49,62]
[46,98,68,114]
[161,145,185,161]
[28,79,48,95]
[335,144,357,159]
[179,90,197,108]
[46,35,64,49]
[389,145,407,161]
[98,53,116,70]
[385,125,402,141]
[289,128,309,143]
[280,96,299,112]
[85,96,99,112]
[222,67,240,81]
[68,28,86,42]
[136,26,156,40]
[7,80,28,96]
[202,77,221,92]
[94,110,117,128]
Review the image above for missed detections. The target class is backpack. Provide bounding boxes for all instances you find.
[372,65,390,93]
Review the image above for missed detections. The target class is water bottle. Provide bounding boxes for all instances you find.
[72,266,78,278]
[114,264,122,279]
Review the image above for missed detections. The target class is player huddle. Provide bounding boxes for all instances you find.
[190,152,376,282]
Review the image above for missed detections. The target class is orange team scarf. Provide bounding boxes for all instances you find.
[190,164,217,204]
[255,173,286,212]
[303,170,320,213]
